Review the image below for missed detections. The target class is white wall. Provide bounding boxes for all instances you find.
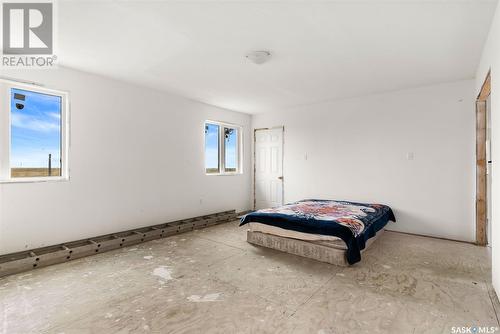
[0,67,252,254]
[252,80,475,242]
[476,1,500,297]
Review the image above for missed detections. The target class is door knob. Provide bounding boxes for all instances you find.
[278,176,283,180]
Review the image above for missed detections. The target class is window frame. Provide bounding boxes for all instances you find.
[0,78,70,184]
[204,120,242,176]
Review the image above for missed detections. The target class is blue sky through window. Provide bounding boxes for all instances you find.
[225,128,237,170]
[10,88,62,168]
[205,123,219,171]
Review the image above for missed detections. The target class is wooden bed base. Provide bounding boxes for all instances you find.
[246,229,384,266]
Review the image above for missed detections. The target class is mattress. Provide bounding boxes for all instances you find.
[240,199,396,264]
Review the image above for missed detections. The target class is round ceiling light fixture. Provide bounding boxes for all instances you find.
[246,50,272,65]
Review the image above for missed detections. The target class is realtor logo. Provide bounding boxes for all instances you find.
[2,2,53,54]
[1,1,56,67]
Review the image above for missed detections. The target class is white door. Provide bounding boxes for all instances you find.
[255,127,284,209]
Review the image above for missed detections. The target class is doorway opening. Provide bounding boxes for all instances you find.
[476,71,491,246]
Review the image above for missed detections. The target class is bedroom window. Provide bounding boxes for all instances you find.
[0,79,69,182]
[204,121,242,175]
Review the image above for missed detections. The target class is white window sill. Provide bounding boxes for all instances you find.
[206,172,243,176]
[0,176,69,184]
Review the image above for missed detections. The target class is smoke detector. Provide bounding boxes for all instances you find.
[246,51,272,65]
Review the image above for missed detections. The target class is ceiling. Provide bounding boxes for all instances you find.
[58,1,498,114]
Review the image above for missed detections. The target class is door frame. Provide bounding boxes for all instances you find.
[253,126,284,210]
[476,71,491,246]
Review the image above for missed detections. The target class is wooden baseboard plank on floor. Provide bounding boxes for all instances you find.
[0,210,237,278]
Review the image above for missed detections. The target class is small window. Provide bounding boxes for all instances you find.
[204,121,241,175]
[10,88,62,178]
[0,80,69,182]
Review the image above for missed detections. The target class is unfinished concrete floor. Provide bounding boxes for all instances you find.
[0,221,498,334]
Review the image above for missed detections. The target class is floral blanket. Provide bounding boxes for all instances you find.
[240,200,396,264]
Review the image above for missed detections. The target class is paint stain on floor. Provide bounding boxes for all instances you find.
[152,266,173,281]
[187,293,223,302]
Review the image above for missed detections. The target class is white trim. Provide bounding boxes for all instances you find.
[0,176,68,184]
[0,78,70,183]
[204,120,243,176]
